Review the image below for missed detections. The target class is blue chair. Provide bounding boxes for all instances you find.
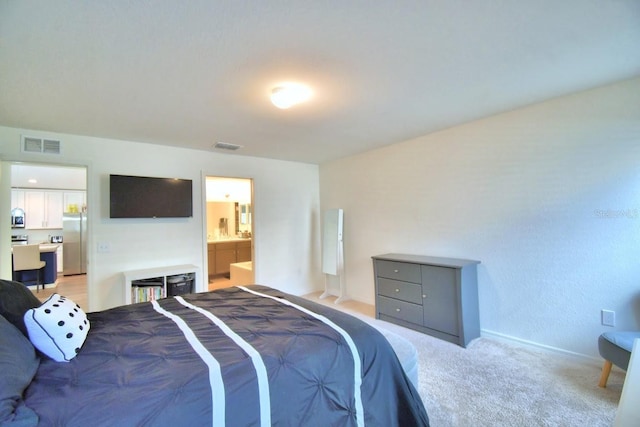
[598,331,640,387]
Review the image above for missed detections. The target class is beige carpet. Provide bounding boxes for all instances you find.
[303,292,624,427]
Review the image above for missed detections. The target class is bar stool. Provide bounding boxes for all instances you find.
[12,244,46,293]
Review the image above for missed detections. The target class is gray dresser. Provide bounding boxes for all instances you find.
[372,253,480,347]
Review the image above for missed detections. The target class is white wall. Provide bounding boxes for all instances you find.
[1,128,322,311]
[319,77,640,358]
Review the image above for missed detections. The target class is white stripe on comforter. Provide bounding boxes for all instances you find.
[151,300,226,427]
[237,285,365,427]
[174,296,271,427]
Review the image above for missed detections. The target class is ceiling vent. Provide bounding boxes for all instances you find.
[21,136,62,155]
[213,142,243,151]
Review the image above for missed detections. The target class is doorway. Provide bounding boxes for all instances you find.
[205,176,253,290]
[9,162,89,308]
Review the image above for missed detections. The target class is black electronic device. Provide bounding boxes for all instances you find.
[109,174,193,218]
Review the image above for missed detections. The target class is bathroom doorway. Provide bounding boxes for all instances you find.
[205,176,254,290]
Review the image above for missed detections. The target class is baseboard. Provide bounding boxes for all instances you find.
[481,329,603,366]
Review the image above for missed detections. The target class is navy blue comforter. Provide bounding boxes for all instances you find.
[24,285,429,426]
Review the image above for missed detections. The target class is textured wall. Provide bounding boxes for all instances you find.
[319,77,640,358]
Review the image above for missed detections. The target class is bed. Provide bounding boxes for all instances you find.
[1,280,429,426]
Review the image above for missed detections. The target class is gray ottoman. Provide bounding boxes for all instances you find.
[377,327,419,389]
[598,331,640,387]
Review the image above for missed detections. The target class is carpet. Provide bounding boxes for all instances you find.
[304,293,624,426]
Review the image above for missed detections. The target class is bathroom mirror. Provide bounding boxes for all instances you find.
[239,203,251,225]
[233,202,252,236]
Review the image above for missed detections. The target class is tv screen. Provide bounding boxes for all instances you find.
[110,174,193,218]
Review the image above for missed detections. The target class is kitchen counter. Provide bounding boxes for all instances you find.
[11,243,60,252]
[38,243,60,252]
[207,238,251,243]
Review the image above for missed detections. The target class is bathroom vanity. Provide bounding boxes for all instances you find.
[207,238,252,277]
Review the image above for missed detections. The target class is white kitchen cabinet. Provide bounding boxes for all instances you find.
[11,190,26,209]
[63,191,86,213]
[24,190,64,229]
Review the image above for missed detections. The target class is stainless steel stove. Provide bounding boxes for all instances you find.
[11,235,28,245]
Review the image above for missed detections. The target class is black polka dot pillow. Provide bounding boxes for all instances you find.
[23,294,90,362]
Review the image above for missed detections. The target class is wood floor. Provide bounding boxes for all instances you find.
[208,275,232,291]
[32,274,88,310]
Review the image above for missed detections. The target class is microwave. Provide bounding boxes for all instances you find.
[11,207,25,228]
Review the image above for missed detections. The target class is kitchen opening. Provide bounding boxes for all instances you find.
[10,162,88,309]
[205,176,254,291]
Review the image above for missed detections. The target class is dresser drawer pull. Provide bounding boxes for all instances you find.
[422,294,427,299]
[396,308,401,312]
[394,269,399,273]
[395,288,400,293]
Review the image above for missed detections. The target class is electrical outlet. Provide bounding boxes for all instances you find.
[97,241,111,253]
[601,309,616,327]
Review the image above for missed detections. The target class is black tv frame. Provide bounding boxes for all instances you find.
[109,174,193,219]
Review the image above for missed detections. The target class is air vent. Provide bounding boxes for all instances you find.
[213,142,243,151]
[21,136,61,155]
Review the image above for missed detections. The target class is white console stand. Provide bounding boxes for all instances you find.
[123,264,200,305]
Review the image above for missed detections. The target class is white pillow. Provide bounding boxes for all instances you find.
[23,294,90,362]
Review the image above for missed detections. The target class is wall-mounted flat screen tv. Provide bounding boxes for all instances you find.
[110,174,193,218]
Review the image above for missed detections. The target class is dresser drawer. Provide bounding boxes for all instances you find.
[375,260,421,283]
[377,278,423,304]
[377,295,423,325]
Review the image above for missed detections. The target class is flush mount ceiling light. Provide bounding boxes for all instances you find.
[270,84,313,109]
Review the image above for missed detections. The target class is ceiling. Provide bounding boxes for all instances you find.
[1,1,639,165]
[11,164,86,190]
[206,177,251,203]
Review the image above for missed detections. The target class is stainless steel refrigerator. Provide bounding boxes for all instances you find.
[63,212,87,275]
